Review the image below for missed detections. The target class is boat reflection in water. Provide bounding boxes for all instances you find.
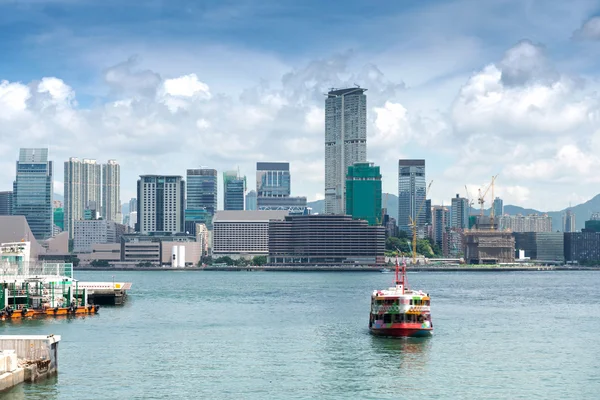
[370,336,432,371]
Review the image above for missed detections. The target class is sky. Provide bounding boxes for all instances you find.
[1,0,600,211]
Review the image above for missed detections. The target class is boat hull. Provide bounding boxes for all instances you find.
[0,305,100,321]
[370,322,432,337]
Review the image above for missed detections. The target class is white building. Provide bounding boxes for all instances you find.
[73,220,118,253]
[137,175,184,233]
[212,210,288,258]
[102,159,121,222]
[499,214,552,233]
[324,88,367,215]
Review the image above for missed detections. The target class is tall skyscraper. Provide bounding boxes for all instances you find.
[245,190,257,211]
[398,159,426,236]
[345,162,382,226]
[256,162,290,197]
[128,197,137,214]
[137,175,185,233]
[13,148,54,240]
[451,194,469,229]
[187,169,217,219]
[563,210,576,233]
[102,160,121,222]
[432,205,450,247]
[223,171,246,211]
[256,162,307,214]
[64,157,82,238]
[0,191,13,215]
[324,87,367,215]
[493,197,503,219]
[81,159,101,210]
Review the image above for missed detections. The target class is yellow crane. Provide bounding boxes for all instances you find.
[408,180,433,265]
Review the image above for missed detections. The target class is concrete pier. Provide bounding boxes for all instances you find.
[77,282,132,305]
[0,335,61,392]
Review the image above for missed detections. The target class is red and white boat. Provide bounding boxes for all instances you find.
[369,258,433,337]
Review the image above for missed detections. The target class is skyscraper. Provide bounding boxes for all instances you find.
[256,162,307,213]
[432,205,450,247]
[81,159,101,210]
[0,191,13,216]
[64,157,82,238]
[398,159,426,236]
[563,210,576,233]
[451,194,469,229]
[345,162,382,226]
[493,197,503,219]
[223,171,246,211]
[324,87,367,215]
[245,190,257,211]
[186,169,217,218]
[13,148,54,240]
[102,160,121,222]
[137,175,185,233]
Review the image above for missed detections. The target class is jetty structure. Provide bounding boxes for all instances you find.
[0,334,61,392]
[0,241,131,319]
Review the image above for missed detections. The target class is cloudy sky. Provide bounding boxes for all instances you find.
[1,0,600,211]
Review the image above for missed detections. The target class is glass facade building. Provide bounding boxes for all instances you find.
[451,194,469,229]
[184,208,211,235]
[398,159,426,236]
[345,162,382,226]
[187,169,217,220]
[325,88,367,215]
[13,148,54,240]
[0,191,12,216]
[223,171,246,211]
[245,190,257,211]
[256,162,290,197]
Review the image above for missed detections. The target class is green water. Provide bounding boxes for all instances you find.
[1,270,598,399]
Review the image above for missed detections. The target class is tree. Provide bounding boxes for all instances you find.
[416,239,435,258]
[90,260,110,268]
[200,255,212,266]
[214,256,235,266]
[386,237,410,254]
[252,255,268,266]
[136,261,154,268]
[65,255,80,267]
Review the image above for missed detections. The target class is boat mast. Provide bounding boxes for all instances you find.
[395,256,409,294]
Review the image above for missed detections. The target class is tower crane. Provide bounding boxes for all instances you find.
[408,180,433,265]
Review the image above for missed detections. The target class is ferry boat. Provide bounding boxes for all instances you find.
[369,258,432,337]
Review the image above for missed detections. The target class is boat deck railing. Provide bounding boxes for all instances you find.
[0,263,73,280]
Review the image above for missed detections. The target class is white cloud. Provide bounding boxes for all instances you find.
[0,80,30,119]
[161,74,211,98]
[573,16,600,41]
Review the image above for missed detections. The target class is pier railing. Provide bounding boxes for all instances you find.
[0,262,73,280]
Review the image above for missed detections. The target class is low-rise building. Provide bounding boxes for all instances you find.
[73,220,130,253]
[463,230,515,264]
[212,210,289,258]
[564,232,600,264]
[268,215,386,266]
[120,232,201,266]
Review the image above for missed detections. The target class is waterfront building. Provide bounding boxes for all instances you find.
[137,175,185,233]
[245,190,257,211]
[563,210,576,232]
[256,196,308,214]
[324,87,367,215]
[184,208,211,235]
[536,232,564,262]
[223,171,246,211]
[269,215,385,266]
[451,194,469,229]
[584,214,600,233]
[102,160,121,222]
[345,162,382,226]
[499,214,552,232]
[443,227,463,258]
[13,148,54,240]
[73,220,121,253]
[120,232,200,266]
[212,210,288,258]
[187,168,217,223]
[463,230,515,264]
[564,232,600,263]
[398,160,426,236]
[431,206,450,248]
[0,191,13,215]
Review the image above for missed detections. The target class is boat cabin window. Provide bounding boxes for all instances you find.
[383,314,392,323]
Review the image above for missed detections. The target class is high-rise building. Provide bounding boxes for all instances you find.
[64,158,82,238]
[102,160,120,222]
[256,162,307,214]
[324,87,367,215]
[245,190,257,211]
[256,162,290,197]
[128,198,137,214]
[345,162,382,226]
[13,148,54,240]
[81,159,101,210]
[451,194,469,229]
[187,168,217,220]
[563,210,576,233]
[398,160,426,236]
[431,206,450,247]
[499,214,552,232]
[137,175,185,233]
[493,197,503,219]
[223,171,246,211]
[425,199,432,226]
[0,191,13,215]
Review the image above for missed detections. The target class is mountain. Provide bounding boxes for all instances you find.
[53,193,63,202]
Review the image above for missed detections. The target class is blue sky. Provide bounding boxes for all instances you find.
[1,0,600,212]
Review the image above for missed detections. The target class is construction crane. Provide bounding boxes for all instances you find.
[477,175,497,218]
[408,180,433,265]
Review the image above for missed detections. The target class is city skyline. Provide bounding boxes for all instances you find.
[2,1,600,211]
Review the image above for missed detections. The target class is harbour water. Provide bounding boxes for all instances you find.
[1,270,598,399]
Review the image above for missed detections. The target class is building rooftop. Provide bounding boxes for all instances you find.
[327,87,367,97]
[213,210,289,222]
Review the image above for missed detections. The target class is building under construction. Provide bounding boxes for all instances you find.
[463,228,515,264]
